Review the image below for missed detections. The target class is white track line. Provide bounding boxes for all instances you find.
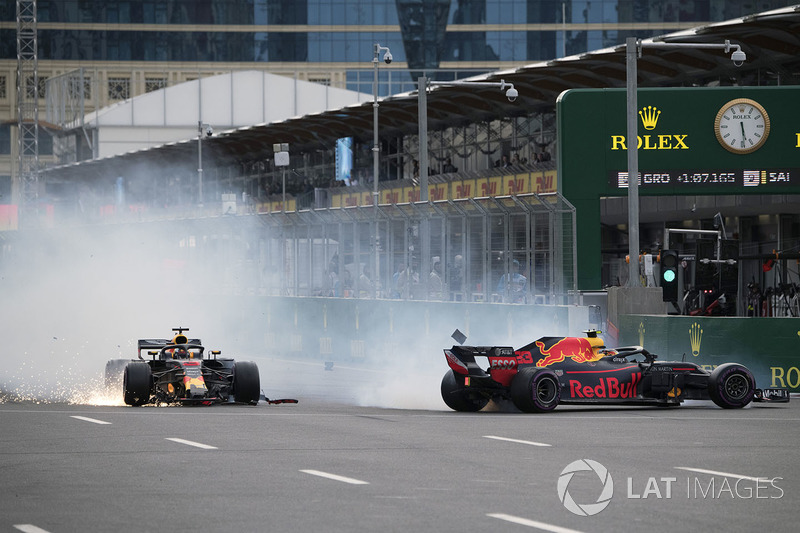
[675,466,772,482]
[300,469,369,485]
[14,525,52,533]
[487,514,585,533]
[484,435,552,447]
[165,438,218,450]
[70,415,112,425]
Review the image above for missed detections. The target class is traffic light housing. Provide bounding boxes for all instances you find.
[661,250,679,302]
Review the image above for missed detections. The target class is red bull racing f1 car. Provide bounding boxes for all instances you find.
[441,329,789,413]
[106,327,261,406]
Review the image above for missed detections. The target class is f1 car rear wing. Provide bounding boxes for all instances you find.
[138,338,202,358]
[445,344,516,378]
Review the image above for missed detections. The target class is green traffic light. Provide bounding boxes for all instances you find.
[663,270,676,282]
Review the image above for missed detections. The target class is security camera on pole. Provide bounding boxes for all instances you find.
[418,78,519,182]
[371,43,392,298]
[625,38,745,291]
[416,77,519,298]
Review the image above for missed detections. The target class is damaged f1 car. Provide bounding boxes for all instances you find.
[106,327,260,406]
[441,329,789,413]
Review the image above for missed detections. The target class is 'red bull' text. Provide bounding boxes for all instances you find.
[569,373,641,399]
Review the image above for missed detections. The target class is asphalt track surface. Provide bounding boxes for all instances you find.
[1,399,798,533]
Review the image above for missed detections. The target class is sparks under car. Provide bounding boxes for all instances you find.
[441,329,789,413]
[106,327,261,406]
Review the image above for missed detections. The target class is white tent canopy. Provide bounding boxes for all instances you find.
[77,70,370,159]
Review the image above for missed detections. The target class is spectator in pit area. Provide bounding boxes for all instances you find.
[497,259,528,303]
[449,254,464,301]
[359,265,373,298]
[327,262,341,297]
[501,155,510,168]
[342,268,354,297]
[511,153,520,166]
[442,157,458,174]
[429,257,443,300]
[391,262,407,299]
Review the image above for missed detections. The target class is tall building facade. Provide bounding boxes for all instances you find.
[0,0,795,200]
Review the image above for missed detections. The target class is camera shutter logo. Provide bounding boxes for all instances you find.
[557,459,614,516]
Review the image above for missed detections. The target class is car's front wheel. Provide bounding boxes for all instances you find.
[123,363,152,406]
[233,361,261,405]
[510,367,560,413]
[440,370,489,412]
[708,363,755,409]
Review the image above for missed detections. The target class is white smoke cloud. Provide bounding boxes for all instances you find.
[0,215,556,411]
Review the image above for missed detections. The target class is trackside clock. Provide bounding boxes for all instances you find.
[714,98,770,154]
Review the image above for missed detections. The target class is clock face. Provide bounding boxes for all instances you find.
[714,98,770,154]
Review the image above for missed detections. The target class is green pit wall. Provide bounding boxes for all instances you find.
[619,315,800,392]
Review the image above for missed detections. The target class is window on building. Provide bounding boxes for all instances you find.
[108,77,131,100]
[0,175,10,201]
[145,77,167,93]
[26,76,48,99]
[39,130,54,156]
[0,124,10,155]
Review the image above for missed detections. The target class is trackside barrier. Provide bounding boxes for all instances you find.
[619,315,800,393]
[211,294,601,365]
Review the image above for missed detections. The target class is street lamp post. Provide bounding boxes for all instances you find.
[372,43,392,207]
[625,38,745,288]
[372,43,392,298]
[197,121,212,205]
[417,77,518,298]
[273,143,290,212]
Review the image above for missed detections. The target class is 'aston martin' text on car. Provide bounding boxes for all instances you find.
[105,327,260,406]
[441,329,789,413]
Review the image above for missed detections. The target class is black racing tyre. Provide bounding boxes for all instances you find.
[123,363,152,406]
[440,370,489,412]
[708,363,755,409]
[510,367,560,413]
[233,361,261,405]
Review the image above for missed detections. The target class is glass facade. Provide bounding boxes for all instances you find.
[2,1,795,66]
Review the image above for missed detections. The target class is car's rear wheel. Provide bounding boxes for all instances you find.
[123,363,152,406]
[233,361,261,405]
[510,367,560,413]
[708,363,755,409]
[440,370,489,412]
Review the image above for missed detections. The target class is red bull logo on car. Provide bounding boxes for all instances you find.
[535,337,601,367]
[568,372,642,399]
